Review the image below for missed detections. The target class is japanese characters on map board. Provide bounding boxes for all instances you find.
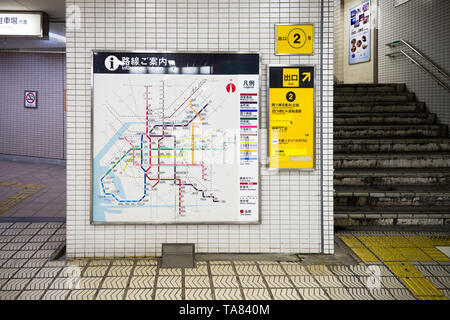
[91,52,260,224]
[349,0,371,65]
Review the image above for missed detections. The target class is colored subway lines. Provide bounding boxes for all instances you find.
[92,53,260,223]
[100,79,220,216]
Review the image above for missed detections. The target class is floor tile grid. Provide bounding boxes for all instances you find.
[277,263,305,300]
[122,260,138,300]
[0,222,64,300]
[254,263,275,300]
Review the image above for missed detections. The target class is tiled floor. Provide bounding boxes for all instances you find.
[0,221,449,300]
[0,160,449,300]
[0,161,65,218]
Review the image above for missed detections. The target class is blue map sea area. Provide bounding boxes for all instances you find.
[93,122,136,222]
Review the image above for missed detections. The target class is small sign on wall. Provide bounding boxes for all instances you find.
[275,24,314,55]
[24,90,37,108]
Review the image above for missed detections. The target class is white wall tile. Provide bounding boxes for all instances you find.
[66,0,334,258]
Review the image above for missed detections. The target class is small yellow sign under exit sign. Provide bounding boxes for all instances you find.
[275,24,314,55]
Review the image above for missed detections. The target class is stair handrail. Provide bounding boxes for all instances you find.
[386,39,450,92]
[400,50,450,92]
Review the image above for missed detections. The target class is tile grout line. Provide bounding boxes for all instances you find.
[92,260,113,300]
[122,259,137,300]
[255,262,274,300]
[181,267,185,300]
[206,261,216,300]
[150,260,160,300]
[305,266,333,300]
[230,261,245,300]
[279,263,304,300]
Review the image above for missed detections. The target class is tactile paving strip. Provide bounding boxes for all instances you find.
[0,182,46,216]
[339,233,449,300]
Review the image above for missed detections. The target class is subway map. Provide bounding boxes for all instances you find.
[91,54,259,223]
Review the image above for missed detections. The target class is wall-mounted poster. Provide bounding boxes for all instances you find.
[349,0,371,65]
[91,51,260,224]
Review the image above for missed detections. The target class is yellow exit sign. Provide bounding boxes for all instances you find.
[275,24,314,55]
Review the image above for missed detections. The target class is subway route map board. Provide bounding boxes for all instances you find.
[91,52,260,224]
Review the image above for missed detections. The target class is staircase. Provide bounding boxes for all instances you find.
[334,83,450,225]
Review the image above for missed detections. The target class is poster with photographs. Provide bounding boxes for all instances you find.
[349,0,371,65]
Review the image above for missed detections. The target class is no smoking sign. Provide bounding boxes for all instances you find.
[24,90,37,108]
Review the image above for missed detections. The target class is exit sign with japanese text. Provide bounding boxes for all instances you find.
[275,24,314,55]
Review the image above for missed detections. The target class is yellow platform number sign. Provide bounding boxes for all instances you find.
[275,24,314,55]
[268,66,315,169]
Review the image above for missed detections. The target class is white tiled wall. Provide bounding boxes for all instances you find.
[66,0,334,258]
[379,0,450,126]
[333,0,344,82]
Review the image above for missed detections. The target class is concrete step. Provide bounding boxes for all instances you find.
[334,92,415,103]
[334,125,447,139]
[334,84,405,94]
[334,168,450,186]
[334,153,450,169]
[334,103,425,113]
[334,206,450,219]
[334,138,450,153]
[334,113,436,125]
[335,185,450,207]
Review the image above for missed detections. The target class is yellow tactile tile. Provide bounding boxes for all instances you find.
[403,236,435,248]
[0,181,46,216]
[386,236,416,248]
[351,247,379,262]
[369,247,407,262]
[428,236,450,246]
[421,247,450,262]
[400,277,446,298]
[338,235,364,248]
[418,295,448,300]
[393,248,433,262]
[384,262,423,278]
[357,236,383,248]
